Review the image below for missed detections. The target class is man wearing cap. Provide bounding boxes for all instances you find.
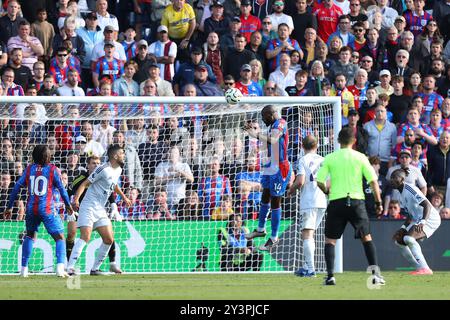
[235,64,263,96]
[192,62,223,96]
[91,25,126,71]
[173,46,216,95]
[267,0,294,34]
[161,0,196,63]
[148,25,177,82]
[139,62,175,96]
[219,15,242,49]
[204,1,230,37]
[239,0,262,43]
[92,41,124,88]
[132,39,156,84]
[394,15,406,34]
[77,11,104,89]
[375,69,394,96]
[343,108,369,154]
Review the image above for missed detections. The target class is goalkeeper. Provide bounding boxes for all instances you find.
[67,155,123,274]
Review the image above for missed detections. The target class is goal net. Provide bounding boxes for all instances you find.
[0,96,341,274]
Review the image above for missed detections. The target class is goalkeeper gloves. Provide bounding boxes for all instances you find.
[67,211,78,222]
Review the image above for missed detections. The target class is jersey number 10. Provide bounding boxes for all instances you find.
[30,176,49,196]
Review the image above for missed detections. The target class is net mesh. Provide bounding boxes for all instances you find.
[0,100,338,274]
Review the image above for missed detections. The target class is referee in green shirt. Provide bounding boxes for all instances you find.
[316,127,385,286]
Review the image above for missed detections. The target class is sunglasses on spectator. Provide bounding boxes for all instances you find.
[263,21,271,25]
[354,28,364,32]
[224,82,234,85]
[361,60,372,63]
[58,53,68,57]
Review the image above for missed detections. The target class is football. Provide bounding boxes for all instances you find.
[224,87,243,105]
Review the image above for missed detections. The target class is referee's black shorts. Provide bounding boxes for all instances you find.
[325,198,371,240]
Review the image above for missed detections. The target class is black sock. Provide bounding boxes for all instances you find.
[66,240,74,261]
[108,241,116,263]
[363,240,378,267]
[325,243,335,277]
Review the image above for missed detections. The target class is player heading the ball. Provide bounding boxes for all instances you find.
[5,145,74,278]
[244,105,292,251]
[67,144,131,275]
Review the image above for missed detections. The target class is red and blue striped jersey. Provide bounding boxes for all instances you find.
[198,175,232,218]
[49,64,73,86]
[6,83,24,96]
[266,38,302,72]
[262,118,290,177]
[50,56,81,74]
[418,92,444,123]
[94,56,124,83]
[235,81,263,96]
[239,14,262,43]
[403,11,433,37]
[122,41,137,60]
[8,164,70,216]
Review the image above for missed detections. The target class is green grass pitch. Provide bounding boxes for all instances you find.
[1,272,450,300]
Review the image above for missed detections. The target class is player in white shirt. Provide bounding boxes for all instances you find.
[390,168,441,275]
[287,135,327,277]
[67,145,131,275]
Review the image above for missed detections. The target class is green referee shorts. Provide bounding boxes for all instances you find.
[325,198,371,240]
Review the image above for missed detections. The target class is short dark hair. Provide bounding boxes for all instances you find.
[32,145,51,165]
[107,144,123,160]
[337,127,355,145]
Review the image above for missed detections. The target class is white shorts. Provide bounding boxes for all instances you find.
[77,202,111,230]
[406,214,441,238]
[300,208,326,230]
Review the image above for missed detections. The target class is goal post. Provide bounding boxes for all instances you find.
[0,95,342,274]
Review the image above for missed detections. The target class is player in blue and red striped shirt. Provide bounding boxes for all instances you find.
[92,41,124,89]
[244,105,292,251]
[5,145,74,278]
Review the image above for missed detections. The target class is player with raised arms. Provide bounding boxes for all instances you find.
[390,168,441,275]
[67,144,131,275]
[67,155,123,274]
[287,135,327,277]
[4,145,74,278]
[244,105,292,251]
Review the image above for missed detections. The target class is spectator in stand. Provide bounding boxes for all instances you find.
[406,70,422,96]
[437,65,450,98]
[140,62,175,96]
[235,154,262,219]
[375,69,393,96]
[364,104,397,175]
[384,27,400,69]
[313,0,343,43]
[192,0,214,46]
[439,207,450,219]
[173,46,216,95]
[91,25,126,70]
[37,72,59,96]
[0,0,26,46]
[348,69,369,110]
[238,0,261,43]
[414,21,444,61]
[359,28,386,72]
[285,69,311,96]
[7,20,44,72]
[57,68,85,96]
[268,52,296,91]
[92,41,124,88]
[93,108,116,150]
[327,15,355,48]
[245,31,265,68]
[203,31,225,85]
[220,16,242,50]
[161,0,196,63]
[0,170,24,221]
[211,194,234,220]
[418,75,444,123]
[204,1,230,38]
[112,60,139,97]
[327,35,343,62]
[351,22,367,52]
[223,33,256,81]
[1,66,24,96]
[348,0,368,28]
[131,39,156,85]
[58,1,86,30]
[291,0,317,47]
[1,48,32,90]
[404,0,433,38]
[328,46,359,86]
[267,0,293,33]
[192,61,223,96]
[400,31,424,74]
[147,187,177,220]
[55,105,81,151]
[52,17,86,66]
[30,61,45,91]
[121,26,137,61]
[118,187,146,220]
[95,0,119,32]
[301,28,321,67]
[235,63,263,96]
[112,130,143,190]
[330,73,355,124]
[148,25,177,82]
[76,11,104,90]
[386,200,405,219]
[343,108,368,154]
[177,190,202,220]
[0,41,7,69]
[48,46,73,87]
[387,77,410,126]
[266,23,302,73]
[198,155,232,219]
[390,50,414,86]
[367,0,397,30]
[260,16,277,50]
[427,131,450,197]
[81,120,105,158]
[428,108,446,140]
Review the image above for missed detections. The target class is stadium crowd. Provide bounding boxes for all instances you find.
[1,0,450,222]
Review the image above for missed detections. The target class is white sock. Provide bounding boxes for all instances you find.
[403,236,429,269]
[303,238,315,272]
[21,266,28,275]
[67,239,86,270]
[92,243,112,271]
[395,241,420,269]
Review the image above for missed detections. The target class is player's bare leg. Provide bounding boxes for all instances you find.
[67,226,93,274]
[90,225,114,275]
[404,229,432,275]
